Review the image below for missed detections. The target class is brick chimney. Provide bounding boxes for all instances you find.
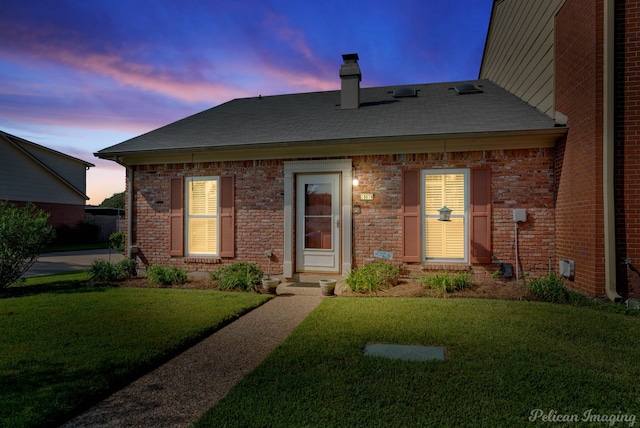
[339,53,361,109]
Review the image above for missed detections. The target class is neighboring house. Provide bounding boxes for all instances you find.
[95,53,567,287]
[480,0,638,300]
[0,130,94,226]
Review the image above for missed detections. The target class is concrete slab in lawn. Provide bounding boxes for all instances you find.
[364,343,446,361]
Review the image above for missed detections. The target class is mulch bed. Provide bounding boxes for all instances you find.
[4,275,529,300]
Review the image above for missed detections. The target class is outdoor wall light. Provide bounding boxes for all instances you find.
[352,177,359,186]
[438,206,452,221]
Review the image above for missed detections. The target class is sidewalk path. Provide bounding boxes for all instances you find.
[62,287,324,428]
[24,249,124,278]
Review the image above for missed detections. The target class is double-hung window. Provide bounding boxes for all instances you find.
[169,175,235,258]
[186,177,219,256]
[402,167,491,264]
[423,169,469,262]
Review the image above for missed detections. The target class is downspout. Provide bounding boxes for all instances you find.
[603,0,622,301]
[126,166,134,259]
[113,156,134,259]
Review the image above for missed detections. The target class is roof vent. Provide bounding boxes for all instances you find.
[392,87,417,98]
[339,53,361,109]
[454,83,483,95]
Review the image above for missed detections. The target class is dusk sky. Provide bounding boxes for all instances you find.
[1,0,493,205]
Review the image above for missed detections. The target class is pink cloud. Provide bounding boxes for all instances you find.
[0,20,252,105]
[264,12,314,60]
[259,12,338,93]
[0,105,160,135]
[258,64,337,93]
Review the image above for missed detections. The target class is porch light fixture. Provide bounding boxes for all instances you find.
[438,206,452,221]
[352,177,359,186]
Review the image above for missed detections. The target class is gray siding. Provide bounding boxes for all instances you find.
[0,139,87,205]
[18,141,88,195]
[480,0,565,118]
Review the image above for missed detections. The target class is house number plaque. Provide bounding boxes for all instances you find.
[360,193,374,201]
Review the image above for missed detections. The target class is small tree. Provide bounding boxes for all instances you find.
[109,230,126,254]
[99,192,125,209]
[0,202,55,288]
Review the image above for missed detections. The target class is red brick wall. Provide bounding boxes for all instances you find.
[351,149,555,281]
[131,161,284,273]
[129,148,555,284]
[9,200,86,227]
[615,0,640,297]
[555,0,606,296]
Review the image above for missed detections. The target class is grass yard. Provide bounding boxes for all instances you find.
[196,298,640,427]
[0,285,269,427]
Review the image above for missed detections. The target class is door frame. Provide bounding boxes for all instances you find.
[283,159,353,278]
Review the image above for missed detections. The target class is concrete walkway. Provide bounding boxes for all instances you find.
[62,285,325,428]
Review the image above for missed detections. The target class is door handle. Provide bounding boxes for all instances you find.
[336,218,340,228]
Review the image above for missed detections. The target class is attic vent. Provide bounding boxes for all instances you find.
[393,87,417,98]
[454,83,483,95]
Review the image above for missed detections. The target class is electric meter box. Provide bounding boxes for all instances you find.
[513,209,527,222]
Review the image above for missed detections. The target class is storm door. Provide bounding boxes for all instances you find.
[296,173,340,273]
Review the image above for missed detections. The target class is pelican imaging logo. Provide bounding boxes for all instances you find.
[529,409,636,426]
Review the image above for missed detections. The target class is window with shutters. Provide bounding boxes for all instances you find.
[422,169,469,262]
[185,177,219,256]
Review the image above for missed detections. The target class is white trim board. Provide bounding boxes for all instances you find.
[283,159,353,278]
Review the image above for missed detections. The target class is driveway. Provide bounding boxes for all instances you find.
[24,249,125,278]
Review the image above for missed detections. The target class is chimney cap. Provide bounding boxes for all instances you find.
[342,53,359,62]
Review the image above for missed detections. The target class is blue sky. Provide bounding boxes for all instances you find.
[0,0,493,204]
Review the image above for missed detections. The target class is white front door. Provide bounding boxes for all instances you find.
[296,173,340,273]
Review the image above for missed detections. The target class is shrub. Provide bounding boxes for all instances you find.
[345,260,400,293]
[147,265,188,286]
[211,262,264,292]
[420,270,473,295]
[119,258,137,278]
[451,270,473,291]
[528,272,566,303]
[420,272,451,296]
[109,231,126,254]
[89,259,137,282]
[0,202,55,288]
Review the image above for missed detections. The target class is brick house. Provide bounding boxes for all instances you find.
[480,0,639,300]
[96,53,567,287]
[1,130,94,226]
[96,0,640,301]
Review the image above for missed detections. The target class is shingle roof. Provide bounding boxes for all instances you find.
[96,79,563,157]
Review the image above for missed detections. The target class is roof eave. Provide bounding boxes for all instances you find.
[95,127,567,166]
[1,130,95,168]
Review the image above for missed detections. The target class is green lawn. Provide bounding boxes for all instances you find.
[0,286,269,427]
[196,298,640,427]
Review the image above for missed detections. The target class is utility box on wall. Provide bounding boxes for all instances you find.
[513,209,527,222]
[559,259,574,278]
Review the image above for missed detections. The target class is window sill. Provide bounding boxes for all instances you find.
[184,257,221,264]
[421,263,472,272]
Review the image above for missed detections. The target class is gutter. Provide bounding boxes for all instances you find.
[94,128,568,161]
[603,0,622,301]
